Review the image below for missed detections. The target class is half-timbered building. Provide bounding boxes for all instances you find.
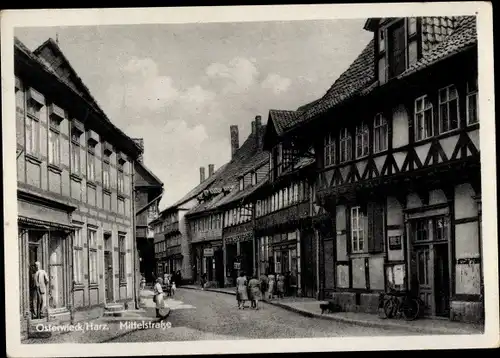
[252,109,321,298]
[283,16,482,322]
[185,117,267,287]
[15,38,143,327]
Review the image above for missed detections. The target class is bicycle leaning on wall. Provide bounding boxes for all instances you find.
[379,288,424,321]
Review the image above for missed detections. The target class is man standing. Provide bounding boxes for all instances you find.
[33,261,49,319]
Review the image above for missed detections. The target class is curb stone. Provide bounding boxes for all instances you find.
[179,287,482,335]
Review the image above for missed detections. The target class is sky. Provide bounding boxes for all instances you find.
[15,19,372,209]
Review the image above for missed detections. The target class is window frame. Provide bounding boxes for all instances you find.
[355,122,370,159]
[414,94,434,142]
[87,144,97,182]
[373,113,388,153]
[339,128,353,163]
[466,77,479,125]
[324,132,336,167]
[350,206,366,253]
[73,227,84,285]
[71,127,82,176]
[119,234,126,284]
[87,228,98,285]
[438,84,460,134]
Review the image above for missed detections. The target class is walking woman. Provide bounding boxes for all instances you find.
[236,271,248,309]
[153,277,165,318]
[276,273,285,299]
[248,274,262,310]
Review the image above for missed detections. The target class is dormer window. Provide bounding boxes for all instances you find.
[377,18,421,84]
[251,172,257,186]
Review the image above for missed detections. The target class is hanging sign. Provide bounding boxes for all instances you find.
[234,262,241,270]
[203,248,214,257]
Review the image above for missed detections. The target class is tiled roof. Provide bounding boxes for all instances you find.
[400,16,477,77]
[291,16,477,130]
[300,38,376,123]
[164,163,229,210]
[185,126,268,216]
[268,109,300,136]
[14,37,142,156]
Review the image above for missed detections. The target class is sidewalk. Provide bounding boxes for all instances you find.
[22,289,170,344]
[180,285,484,335]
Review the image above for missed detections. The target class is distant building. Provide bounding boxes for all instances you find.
[184,118,267,287]
[15,38,143,325]
[132,138,164,284]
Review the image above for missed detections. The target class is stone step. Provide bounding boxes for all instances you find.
[104,303,125,312]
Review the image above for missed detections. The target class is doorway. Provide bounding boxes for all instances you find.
[48,234,66,310]
[214,249,224,288]
[104,234,113,302]
[301,230,316,298]
[409,215,451,318]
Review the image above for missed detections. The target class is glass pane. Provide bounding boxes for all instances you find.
[440,104,449,132]
[450,99,459,129]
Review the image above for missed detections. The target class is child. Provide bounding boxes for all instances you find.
[171,281,176,297]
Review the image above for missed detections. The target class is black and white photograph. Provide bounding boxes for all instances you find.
[1,2,498,357]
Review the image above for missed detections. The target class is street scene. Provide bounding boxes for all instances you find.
[8,5,493,351]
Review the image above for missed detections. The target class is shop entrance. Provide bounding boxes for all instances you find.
[410,216,451,318]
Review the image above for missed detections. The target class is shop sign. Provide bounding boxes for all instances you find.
[203,248,214,257]
[234,262,241,270]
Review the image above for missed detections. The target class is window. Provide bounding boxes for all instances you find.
[387,20,407,79]
[239,177,244,191]
[355,122,369,158]
[88,229,98,284]
[339,128,352,163]
[351,206,367,253]
[71,129,82,175]
[87,145,96,182]
[433,217,449,241]
[103,155,111,190]
[412,219,429,242]
[252,172,257,186]
[324,133,336,167]
[48,128,60,166]
[73,228,83,285]
[373,113,388,153]
[414,95,434,141]
[25,100,42,156]
[466,77,479,125]
[118,162,125,194]
[438,85,459,133]
[119,235,126,283]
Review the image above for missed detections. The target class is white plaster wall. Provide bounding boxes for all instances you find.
[455,263,481,295]
[352,257,366,289]
[455,222,480,259]
[407,192,423,209]
[454,183,478,220]
[429,189,447,205]
[369,256,385,290]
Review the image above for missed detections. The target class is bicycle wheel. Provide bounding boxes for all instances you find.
[402,298,420,321]
[383,298,397,318]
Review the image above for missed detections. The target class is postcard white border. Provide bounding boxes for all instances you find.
[2,2,498,356]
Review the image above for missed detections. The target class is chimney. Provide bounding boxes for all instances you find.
[230,125,239,159]
[255,116,263,149]
[251,120,256,135]
[133,138,145,163]
[200,167,205,183]
[208,164,215,177]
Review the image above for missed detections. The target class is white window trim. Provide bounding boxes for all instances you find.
[355,122,369,159]
[350,206,365,253]
[466,79,479,126]
[438,84,460,134]
[373,113,388,154]
[414,94,434,142]
[339,128,352,163]
[324,133,336,167]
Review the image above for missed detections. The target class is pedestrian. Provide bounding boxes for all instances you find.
[171,281,177,297]
[248,274,262,310]
[153,277,165,318]
[236,271,248,309]
[267,272,276,300]
[176,270,182,287]
[277,273,285,299]
[201,273,207,290]
[140,275,146,290]
[33,261,49,319]
[259,272,269,301]
[289,270,298,297]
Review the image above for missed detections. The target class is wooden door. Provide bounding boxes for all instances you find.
[414,245,434,316]
[104,251,113,302]
[434,243,450,317]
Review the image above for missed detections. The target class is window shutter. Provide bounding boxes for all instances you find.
[346,207,352,254]
[368,201,385,253]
